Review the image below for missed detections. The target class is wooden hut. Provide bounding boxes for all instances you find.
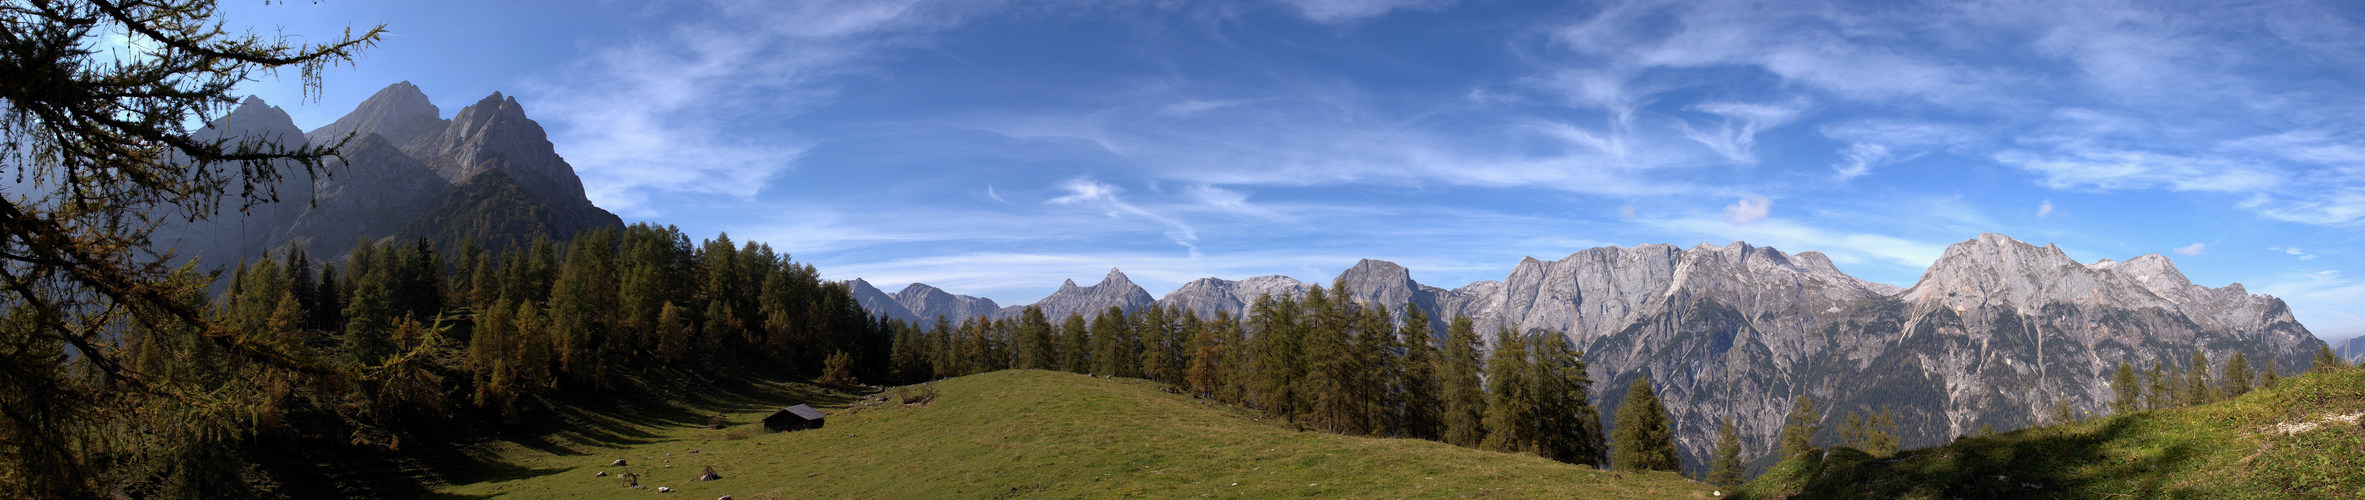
[764,404,826,432]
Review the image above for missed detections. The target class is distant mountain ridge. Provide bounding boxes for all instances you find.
[854,233,2326,476]
[154,82,622,268]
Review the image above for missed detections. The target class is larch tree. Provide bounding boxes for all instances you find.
[1778,395,1819,459]
[1839,406,1899,457]
[1438,314,1488,447]
[2222,351,2253,399]
[1708,416,1744,488]
[2184,351,2213,406]
[1397,305,1443,441]
[1059,313,1090,374]
[2111,361,2141,415]
[1185,311,1224,398]
[1016,305,1054,371]
[1610,377,1679,472]
[1481,327,1535,453]
[1531,330,1602,466]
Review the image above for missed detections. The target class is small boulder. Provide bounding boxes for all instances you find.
[697,465,723,481]
[609,459,628,467]
[656,486,673,493]
[594,471,608,478]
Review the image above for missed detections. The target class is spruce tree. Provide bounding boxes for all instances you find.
[2223,351,2253,399]
[1438,315,1488,447]
[1778,396,1819,459]
[1708,417,1744,488]
[1482,327,1535,452]
[2111,361,2141,415]
[1610,377,1679,472]
[1398,305,1444,441]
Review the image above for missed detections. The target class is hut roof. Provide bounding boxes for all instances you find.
[782,404,825,421]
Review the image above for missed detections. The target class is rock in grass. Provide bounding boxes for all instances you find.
[610,458,628,466]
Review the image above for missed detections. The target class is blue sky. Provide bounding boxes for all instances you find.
[223,0,2364,340]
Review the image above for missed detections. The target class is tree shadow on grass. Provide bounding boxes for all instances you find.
[1771,415,2207,499]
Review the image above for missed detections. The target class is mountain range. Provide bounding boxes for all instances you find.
[854,233,2326,475]
[152,82,621,269]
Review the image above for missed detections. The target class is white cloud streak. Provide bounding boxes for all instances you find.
[528,0,972,216]
[1048,178,1202,258]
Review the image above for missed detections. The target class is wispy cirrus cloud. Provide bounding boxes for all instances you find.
[528,0,981,216]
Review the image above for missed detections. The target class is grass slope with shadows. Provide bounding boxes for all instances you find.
[1736,366,2365,499]
[439,369,1715,499]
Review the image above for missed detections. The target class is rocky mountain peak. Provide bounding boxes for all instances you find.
[197,96,304,147]
[306,81,445,149]
[1102,268,1133,286]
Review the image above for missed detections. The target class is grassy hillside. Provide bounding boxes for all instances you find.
[437,369,1712,499]
[1736,367,2365,499]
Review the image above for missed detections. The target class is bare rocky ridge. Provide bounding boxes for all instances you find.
[990,269,1157,322]
[152,83,622,268]
[892,283,1002,326]
[859,233,2326,476]
[849,279,921,325]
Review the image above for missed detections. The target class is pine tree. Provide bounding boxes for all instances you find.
[2223,351,2253,399]
[1610,377,1679,472]
[1398,306,1443,441]
[1708,417,1744,488]
[1482,327,1535,453]
[2111,361,2142,415]
[1779,396,1819,459]
[2261,362,2282,389]
[1438,315,1488,447]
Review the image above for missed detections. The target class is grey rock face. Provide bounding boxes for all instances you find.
[409,92,592,208]
[304,80,447,150]
[151,97,314,268]
[849,279,921,324]
[892,283,1002,325]
[1156,275,1311,320]
[2337,336,2365,364]
[284,133,449,260]
[997,269,1157,322]
[149,83,621,273]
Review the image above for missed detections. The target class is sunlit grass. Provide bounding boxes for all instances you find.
[437,370,1714,499]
